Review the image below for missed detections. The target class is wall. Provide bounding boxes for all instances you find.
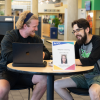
[94,0,100,10]
[11,0,82,14]
[78,0,82,8]
[12,5,27,11]
[38,1,82,14]
[12,1,31,11]
[82,0,100,10]
[0,5,5,11]
[61,0,67,4]
[38,4,67,13]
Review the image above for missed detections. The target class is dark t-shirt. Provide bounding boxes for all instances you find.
[0,29,50,72]
[75,35,100,78]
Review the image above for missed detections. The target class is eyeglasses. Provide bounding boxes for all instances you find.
[72,28,83,34]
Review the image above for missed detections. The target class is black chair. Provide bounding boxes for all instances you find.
[67,63,100,97]
[67,87,89,96]
[11,85,33,100]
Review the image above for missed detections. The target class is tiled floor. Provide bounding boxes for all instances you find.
[8,88,91,100]
[8,37,91,100]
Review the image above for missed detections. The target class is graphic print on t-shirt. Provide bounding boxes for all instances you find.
[79,43,93,58]
[81,49,91,58]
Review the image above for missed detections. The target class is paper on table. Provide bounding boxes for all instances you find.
[52,41,75,71]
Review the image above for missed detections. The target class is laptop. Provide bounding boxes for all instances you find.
[12,43,47,67]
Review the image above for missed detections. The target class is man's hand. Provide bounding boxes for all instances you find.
[75,59,82,66]
[43,52,45,59]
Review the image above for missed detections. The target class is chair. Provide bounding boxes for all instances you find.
[67,87,89,96]
[67,62,100,97]
[11,85,33,100]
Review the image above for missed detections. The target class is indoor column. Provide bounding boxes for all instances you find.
[32,0,38,16]
[5,0,11,16]
[64,0,78,41]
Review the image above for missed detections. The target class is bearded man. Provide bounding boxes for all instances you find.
[54,18,100,100]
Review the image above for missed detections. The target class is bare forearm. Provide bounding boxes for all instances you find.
[75,59,82,66]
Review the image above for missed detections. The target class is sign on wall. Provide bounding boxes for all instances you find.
[44,9,60,12]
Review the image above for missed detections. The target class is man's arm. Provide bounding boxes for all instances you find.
[75,42,80,59]
[35,36,51,60]
[75,42,82,65]
[75,37,100,66]
[80,45,100,66]
[43,44,51,60]
[1,31,17,63]
[75,59,82,66]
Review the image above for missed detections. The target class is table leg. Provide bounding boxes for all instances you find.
[47,75,54,100]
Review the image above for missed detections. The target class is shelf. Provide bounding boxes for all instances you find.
[96,28,99,29]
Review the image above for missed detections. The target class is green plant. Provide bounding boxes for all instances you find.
[52,17,61,39]
[0,11,4,15]
[52,17,60,28]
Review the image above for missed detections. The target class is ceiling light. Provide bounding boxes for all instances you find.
[52,0,56,2]
[40,1,43,4]
[46,0,50,4]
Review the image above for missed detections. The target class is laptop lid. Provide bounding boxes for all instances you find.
[13,43,43,64]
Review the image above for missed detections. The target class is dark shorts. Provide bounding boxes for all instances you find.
[70,74,100,89]
[0,70,33,89]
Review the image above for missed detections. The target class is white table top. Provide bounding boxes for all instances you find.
[7,60,94,75]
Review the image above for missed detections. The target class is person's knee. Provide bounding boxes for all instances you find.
[40,76,47,85]
[0,80,10,99]
[54,80,59,90]
[0,87,9,98]
[89,87,99,100]
[38,76,47,89]
[32,75,47,86]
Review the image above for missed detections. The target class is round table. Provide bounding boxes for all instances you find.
[7,60,94,100]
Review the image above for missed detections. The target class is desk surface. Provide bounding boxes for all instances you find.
[7,60,94,75]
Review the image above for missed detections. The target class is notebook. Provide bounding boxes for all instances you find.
[12,43,47,67]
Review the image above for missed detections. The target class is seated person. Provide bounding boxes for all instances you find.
[0,10,50,100]
[54,18,100,100]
